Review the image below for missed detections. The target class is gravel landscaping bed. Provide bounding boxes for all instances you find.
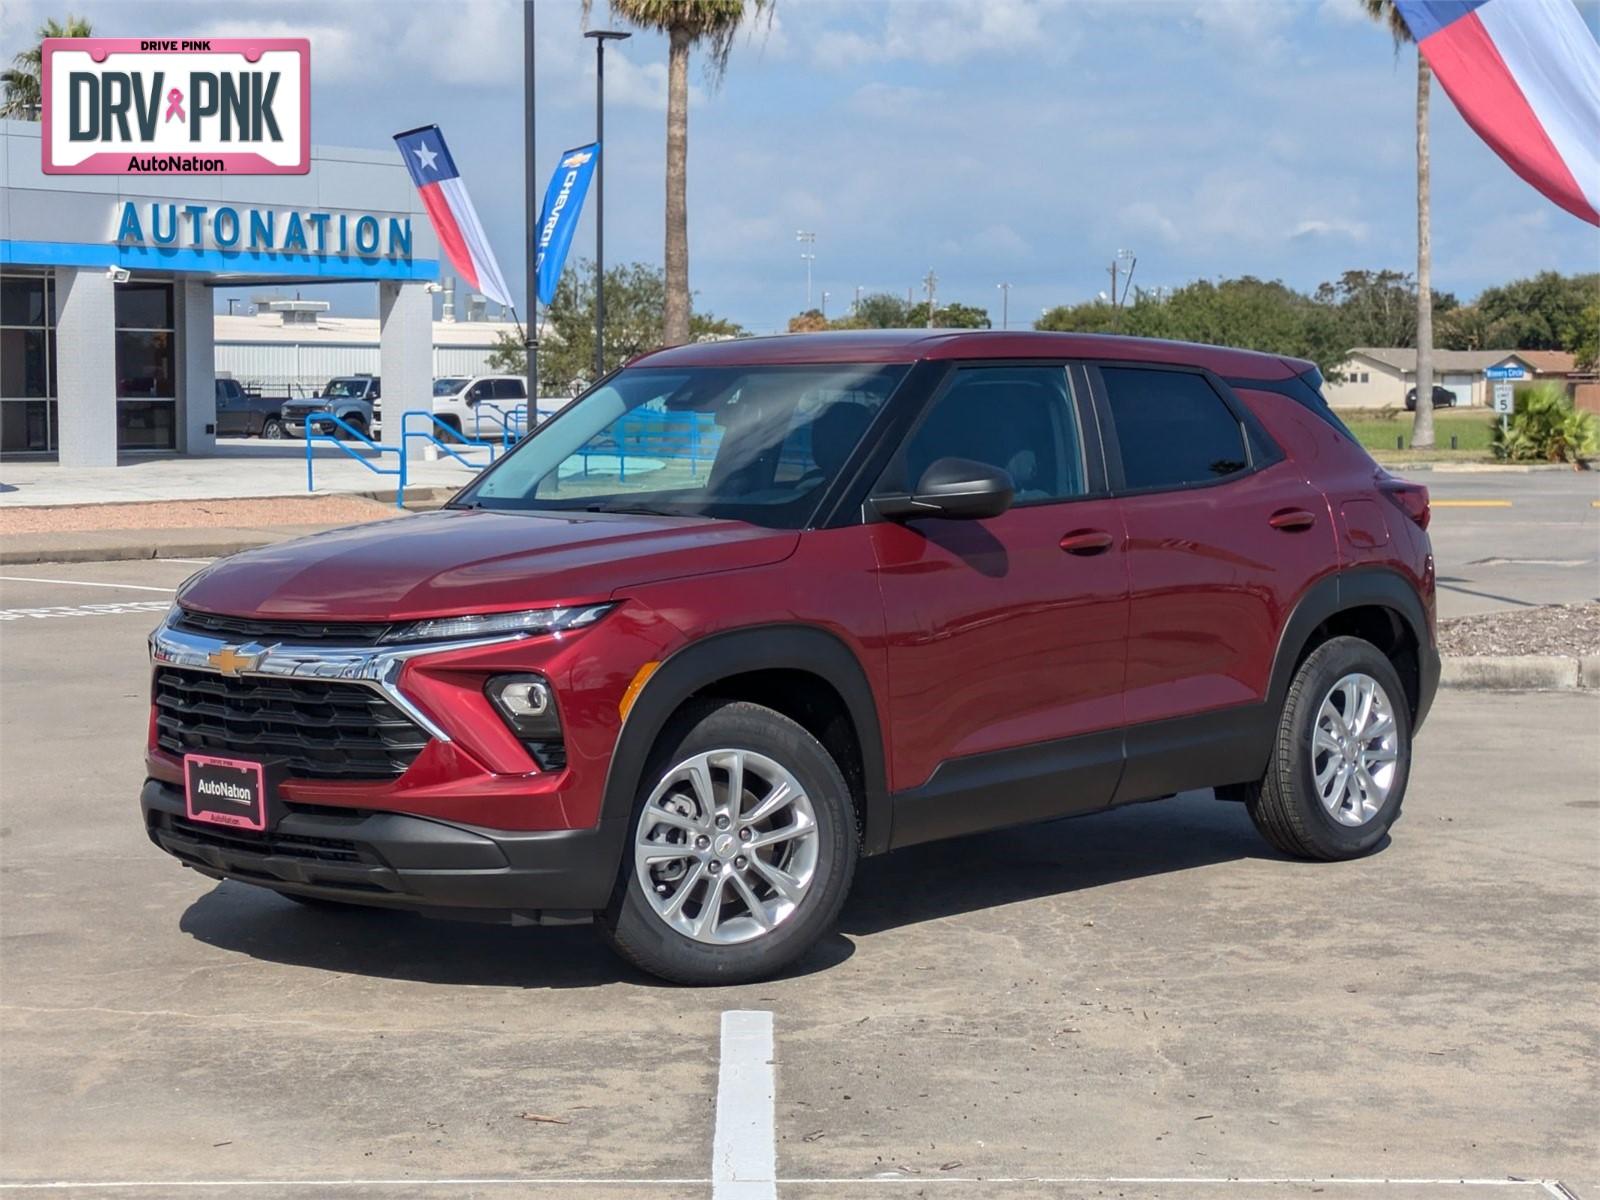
[1438,603,1600,658]
[0,495,400,535]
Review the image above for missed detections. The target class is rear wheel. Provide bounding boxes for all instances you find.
[1245,636,1412,861]
[602,700,856,985]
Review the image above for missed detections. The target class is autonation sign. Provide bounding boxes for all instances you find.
[114,202,413,260]
[42,37,309,175]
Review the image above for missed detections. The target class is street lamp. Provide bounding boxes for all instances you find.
[821,290,830,321]
[996,282,1011,331]
[586,28,631,378]
[795,230,816,310]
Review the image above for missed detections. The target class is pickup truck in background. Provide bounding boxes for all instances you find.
[280,376,381,440]
[214,378,291,439]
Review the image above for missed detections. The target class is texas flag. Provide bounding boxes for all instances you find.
[394,124,515,307]
[1397,0,1600,226]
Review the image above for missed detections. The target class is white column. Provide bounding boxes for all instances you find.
[54,267,118,468]
[378,281,431,440]
[179,278,216,454]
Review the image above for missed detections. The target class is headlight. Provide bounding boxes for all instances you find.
[379,603,613,645]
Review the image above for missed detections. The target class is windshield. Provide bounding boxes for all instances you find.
[455,363,908,529]
[433,377,469,397]
[322,379,368,398]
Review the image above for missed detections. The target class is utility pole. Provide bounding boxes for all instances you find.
[586,28,631,379]
[523,1,539,403]
[922,269,938,329]
[996,282,1011,331]
[1108,248,1136,332]
[853,284,862,315]
[795,231,816,310]
[821,290,830,321]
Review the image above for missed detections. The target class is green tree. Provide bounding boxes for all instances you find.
[1569,299,1599,371]
[904,300,991,329]
[833,292,912,329]
[1036,298,1124,335]
[582,0,772,348]
[1361,0,1437,448]
[488,258,744,393]
[1,15,92,120]
[1472,271,1600,351]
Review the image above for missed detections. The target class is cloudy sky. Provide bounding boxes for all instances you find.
[4,0,1597,331]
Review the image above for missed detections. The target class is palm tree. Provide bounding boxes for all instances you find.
[581,1,771,346]
[1362,0,1435,449]
[1,15,92,121]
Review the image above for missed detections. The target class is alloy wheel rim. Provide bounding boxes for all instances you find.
[634,748,820,945]
[1312,672,1401,827]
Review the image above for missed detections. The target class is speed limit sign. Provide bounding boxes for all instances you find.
[1493,382,1514,414]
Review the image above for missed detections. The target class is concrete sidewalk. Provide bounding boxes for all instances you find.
[0,440,485,508]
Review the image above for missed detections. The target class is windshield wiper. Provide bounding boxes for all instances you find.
[583,502,675,516]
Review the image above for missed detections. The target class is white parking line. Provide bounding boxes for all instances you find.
[0,576,174,593]
[714,1010,777,1200]
[0,601,172,622]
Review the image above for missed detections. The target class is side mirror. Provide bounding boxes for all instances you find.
[872,457,1015,521]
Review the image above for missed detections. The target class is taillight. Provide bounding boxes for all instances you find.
[1379,476,1430,530]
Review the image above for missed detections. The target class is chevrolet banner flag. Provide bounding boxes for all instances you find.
[535,143,600,306]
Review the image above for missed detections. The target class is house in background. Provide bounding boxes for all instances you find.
[1322,348,1559,409]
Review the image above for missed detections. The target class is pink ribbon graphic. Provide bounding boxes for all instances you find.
[164,88,185,123]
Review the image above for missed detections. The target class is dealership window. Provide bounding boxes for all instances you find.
[115,281,177,450]
[0,271,58,457]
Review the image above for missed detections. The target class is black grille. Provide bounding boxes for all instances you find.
[176,608,392,645]
[154,667,429,780]
[166,814,368,865]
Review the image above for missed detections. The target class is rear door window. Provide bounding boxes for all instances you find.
[1100,367,1248,491]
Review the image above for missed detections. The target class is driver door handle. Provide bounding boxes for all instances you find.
[1060,529,1115,556]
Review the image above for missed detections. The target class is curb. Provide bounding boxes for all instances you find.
[0,523,369,566]
[1440,654,1599,690]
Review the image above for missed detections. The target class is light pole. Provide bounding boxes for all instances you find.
[853,284,862,315]
[922,269,938,329]
[996,282,1011,331]
[821,290,830,321]
[795,230,816,310]
[524,2,539,403]
[586,28,631,378]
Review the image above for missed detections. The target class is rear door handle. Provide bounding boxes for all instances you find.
[1060,529,1115,555]
[1269,508,1317,531]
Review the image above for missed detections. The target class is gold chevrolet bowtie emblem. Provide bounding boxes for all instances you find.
[207,645,263,677]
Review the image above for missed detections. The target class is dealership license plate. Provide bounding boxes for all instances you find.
[183,754,268,831]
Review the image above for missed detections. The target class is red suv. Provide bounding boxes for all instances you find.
[144,331,1438,984]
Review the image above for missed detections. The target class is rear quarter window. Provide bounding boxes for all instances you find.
[1100,366,1249,491]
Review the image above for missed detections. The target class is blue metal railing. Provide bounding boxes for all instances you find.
[396,410,502,509]
[472,401,529,449]
[303,410,401,493]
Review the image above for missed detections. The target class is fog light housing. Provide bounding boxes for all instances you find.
[486,673,566,771]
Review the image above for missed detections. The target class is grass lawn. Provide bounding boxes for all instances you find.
[1342,407,1499,459]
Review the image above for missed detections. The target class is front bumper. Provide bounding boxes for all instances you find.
[142,778,624,919]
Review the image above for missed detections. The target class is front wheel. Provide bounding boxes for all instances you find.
[261,418,286,440]
[1245,636,1412,861]
[337,417,368,442]
[601,700,857,985]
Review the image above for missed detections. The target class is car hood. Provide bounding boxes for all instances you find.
[177,508,799,622]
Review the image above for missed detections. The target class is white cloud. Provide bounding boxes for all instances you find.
[1290,217,1371,242]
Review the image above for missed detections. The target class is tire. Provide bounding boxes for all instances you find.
[261,418,286,440]
[601,700,857,986]
[438,415,464,444]
[1244,636,1412,861]
[337,417,368,442]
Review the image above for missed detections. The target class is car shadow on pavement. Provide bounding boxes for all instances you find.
[840,789,1322,936]
[177,884,856,989]
[176,791,1355,987]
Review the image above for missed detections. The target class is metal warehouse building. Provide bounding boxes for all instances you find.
[215,304,521,398]
[0,116,447,465]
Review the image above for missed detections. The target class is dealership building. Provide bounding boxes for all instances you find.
[0,116,445,464]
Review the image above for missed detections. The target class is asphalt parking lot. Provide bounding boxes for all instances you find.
[1422,470,1599,616]
[1,511,1597,1199]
